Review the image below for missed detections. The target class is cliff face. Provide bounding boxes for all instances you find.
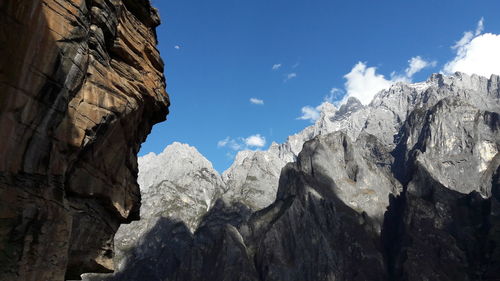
[111,143,225,275]
[86,73,499,281]
[0,0,169,280]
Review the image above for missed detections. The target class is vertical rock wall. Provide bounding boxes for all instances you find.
[85,73,499,281]
[0,0,169,280]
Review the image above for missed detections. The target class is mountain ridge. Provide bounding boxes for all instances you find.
[84,71,500,281]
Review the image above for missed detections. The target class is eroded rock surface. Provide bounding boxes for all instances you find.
[103,143,224,278]
[88,72,499,281]
[0,0,169,280]
[223,72,500,212]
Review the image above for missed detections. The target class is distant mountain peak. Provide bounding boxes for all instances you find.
[86,72,500,281]
[332,96,364,121]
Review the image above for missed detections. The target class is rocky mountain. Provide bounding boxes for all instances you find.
[136,142,225,232]
[110,143,225,274]
[0,1,169,280]
[85,72,499,281]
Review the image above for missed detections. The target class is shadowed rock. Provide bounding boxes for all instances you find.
[102,73,500,281]
[0,0,169,280]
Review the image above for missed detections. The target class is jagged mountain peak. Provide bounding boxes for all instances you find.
[428,71,500,89]
[138,141,219,190]
[332,97,364,121]
[317,101,338,118]
[139,141,208,165]
[85,72,500,281]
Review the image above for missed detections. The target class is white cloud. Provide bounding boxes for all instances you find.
[453,33,474,51]
[328,88,344,102]
[217,137,243,150]
[292,62,300,69]
[217,137,229,147]
[405,56,437,78]
[272,64,282,70]
[284,73,297,82]
[450,18,483,51]
[245,134,266,147]
[342,62,393,105]
[443,18,500,78]
[330,88,342,95]
[174,45,181,50]
[297,55,437,120]
[339,56,436,106]
[295,18,496,112]
[250,98,264,105]
[297,106,320,122]
[218,134,266,150]
[297,94,339,123]
[476,17,484,35]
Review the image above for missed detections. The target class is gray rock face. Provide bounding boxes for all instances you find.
[115,142,225,267]
[222,149,288,210]
[135,142,226,232]
[397,97,499,195]
[0,0,169,279]
[82,142,225,280]
[223,72,500,213]
[244,132,391,281]
[87,72,500,281]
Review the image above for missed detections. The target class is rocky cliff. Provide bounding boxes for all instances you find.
[107,143,225,277]
[0,0,169,280]
[85,72,499,281]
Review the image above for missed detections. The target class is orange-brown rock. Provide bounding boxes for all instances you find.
[0,0,169,280]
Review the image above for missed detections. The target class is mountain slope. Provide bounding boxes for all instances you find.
[86,72,500,281]
[222,72,500,211]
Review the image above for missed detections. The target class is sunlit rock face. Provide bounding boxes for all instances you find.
[0,0,169,280]
[85,72,499,281]
[109,143,226,275]
[137,142,226,232]
[224,72,500,212]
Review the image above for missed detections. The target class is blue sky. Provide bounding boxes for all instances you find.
[142,0,500,172]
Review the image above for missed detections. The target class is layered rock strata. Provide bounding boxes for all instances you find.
[0,0,169,280]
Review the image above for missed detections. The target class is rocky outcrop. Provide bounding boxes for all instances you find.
[222,72,500,212]
[136,142,225,232]
[220,97,370,211]
[87,72,499,281]
[98,143,224,279]
[222,148,287,210]
[384,84,500,280]
[82,142,228,280]
[240,132,392,281]
[0,0,169,280]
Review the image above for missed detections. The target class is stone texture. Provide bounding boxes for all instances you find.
[136,142,225,232]
[99,143,224,279]
[241,132,390,281]
[0,0,169,280]
[222,72,500,213]
[86,72,500,281]
[82,143,229,281]
[222,149,287,210]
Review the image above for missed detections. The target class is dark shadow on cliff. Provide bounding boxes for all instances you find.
[0,1,91,279]
[1,1,170,279]
[242,159,388,281]
[85,201,255,281]
[382,165,499,281]
[84,217,193,281]
[173,199,258,281]
[382,107,500,281]
[88,130,499,281]
[172,132,392,281]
